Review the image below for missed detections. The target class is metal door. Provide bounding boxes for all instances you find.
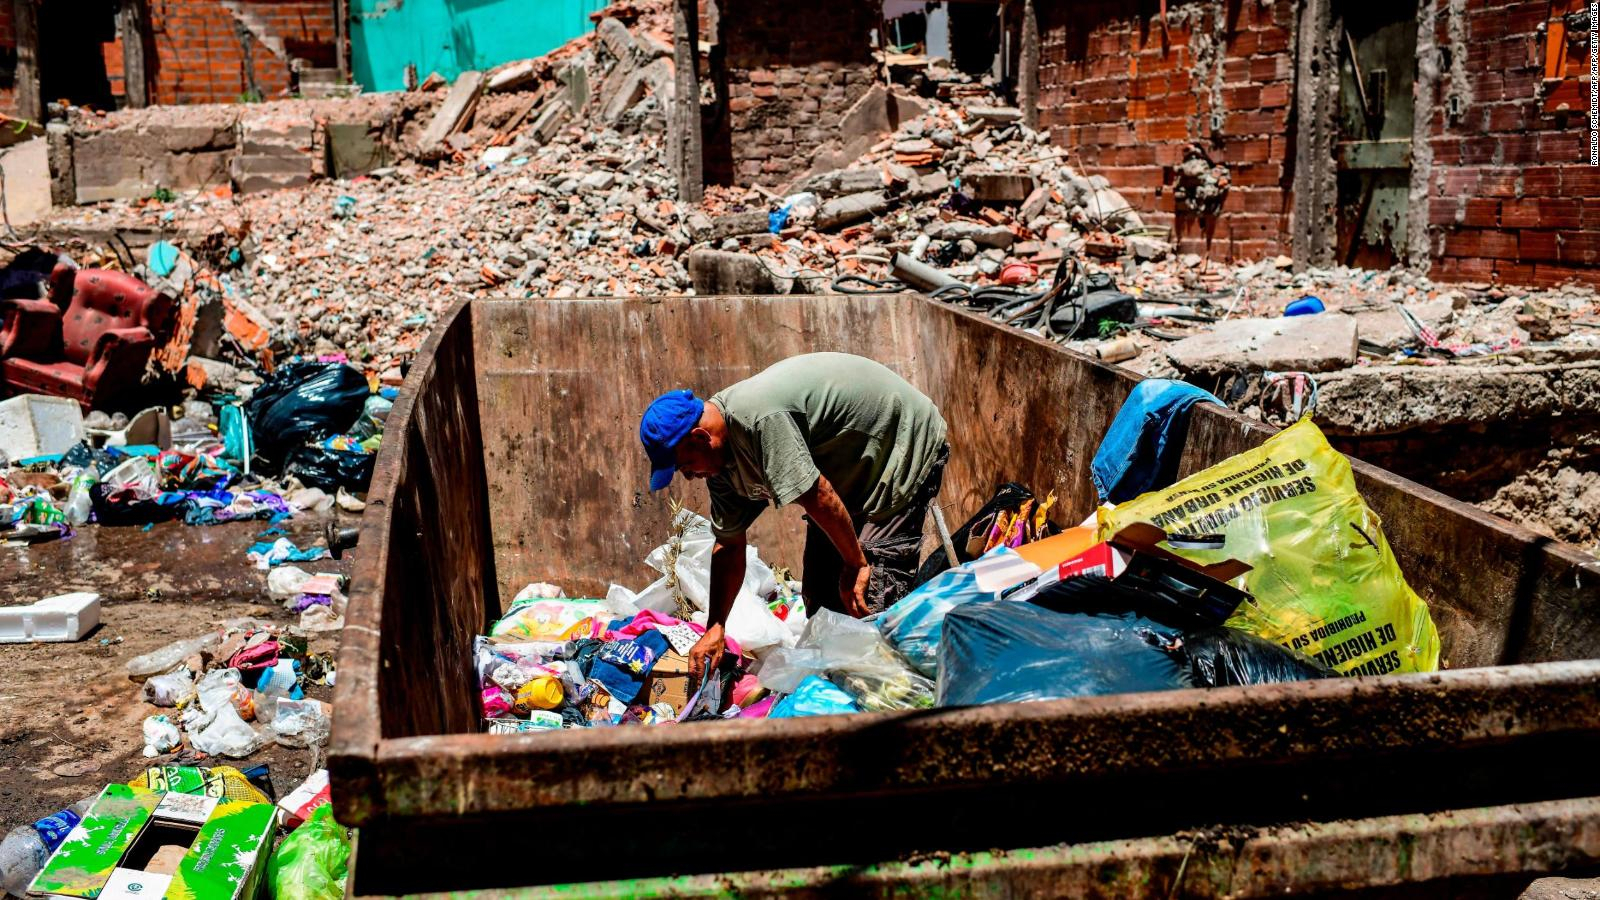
[1335,5,1417,268]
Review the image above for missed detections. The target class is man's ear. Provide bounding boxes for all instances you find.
[687,427,712,448]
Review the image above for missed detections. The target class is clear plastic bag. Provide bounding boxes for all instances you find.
[142,668,195,707]
[877,547,1016,676]
[272,699,332,749]
[188,704,265,757]
[761,609,934,711]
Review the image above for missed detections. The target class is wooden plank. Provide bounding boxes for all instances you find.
[417,71,485,153]
[12,0,40,122]
[118,0,149,108]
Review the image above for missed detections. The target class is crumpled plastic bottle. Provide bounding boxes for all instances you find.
[126,632,221,681]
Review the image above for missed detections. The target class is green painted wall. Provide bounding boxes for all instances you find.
[350,0,607,93]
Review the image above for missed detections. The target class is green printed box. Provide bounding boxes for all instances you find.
[29,784,278,900]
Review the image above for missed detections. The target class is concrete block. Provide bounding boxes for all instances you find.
[0,394,84,461]
[1166,314,1359,376]
[1348,299,1455,352]
[706,210,770,241]
[327,122,392,178]
[688,249,791,294]
[815,191,889,230]
[598,16,637,60]
[927,221,1015,248]
[964,169,1035,203]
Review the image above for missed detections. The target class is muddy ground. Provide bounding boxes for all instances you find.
[1,510,356,831]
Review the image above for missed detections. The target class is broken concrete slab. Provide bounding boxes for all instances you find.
[1020,185,1050,221]
[906,170,951,200]
[797,167,885,199]
[966,106,1022,123]
[529,99,573,144]
[926,220,1015,248]
[598,16,637,61]
[419,71,485,154]
[326,122,393,178]
[1166,314,1360,375]
[815,191,890,230]
[1348,298,1455,352]
[706,210,770,242]
[688,249,791,294]
[964,169,1035,203]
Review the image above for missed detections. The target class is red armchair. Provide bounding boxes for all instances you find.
[0,265,175,410]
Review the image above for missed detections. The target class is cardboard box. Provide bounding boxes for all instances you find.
[278,769,331,830]
[1022,523,1253,629]
[29,784,277,900]
[642,650,691,715]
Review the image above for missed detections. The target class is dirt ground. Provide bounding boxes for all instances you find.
[1,510,356,831]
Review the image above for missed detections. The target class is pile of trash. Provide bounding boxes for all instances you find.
[473,381,1441,733]
[0,766,348,900]
[0,358,391,548]
[125,614,337,759]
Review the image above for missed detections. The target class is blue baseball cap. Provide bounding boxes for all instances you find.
[639,389,705,491]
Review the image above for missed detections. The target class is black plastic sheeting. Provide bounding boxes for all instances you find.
[285,444,376,492]
[937,598,1333,707]
[244,363,369,469]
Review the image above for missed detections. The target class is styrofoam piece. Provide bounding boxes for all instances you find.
[0,393,85,462]
[0,591,101,642]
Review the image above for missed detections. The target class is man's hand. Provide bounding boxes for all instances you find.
[839,564,872,618]
[688,622,726,684]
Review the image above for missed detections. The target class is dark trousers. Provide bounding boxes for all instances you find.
[802,444,949,616]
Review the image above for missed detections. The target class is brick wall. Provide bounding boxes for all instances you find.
[148,0,336,105]
[1424,0,1600,288]
[719,0,880,186]
[1036,0,1297,261]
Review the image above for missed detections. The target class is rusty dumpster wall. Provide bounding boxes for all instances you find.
[470,294,929,605]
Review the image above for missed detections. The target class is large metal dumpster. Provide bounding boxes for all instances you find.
[331,294,1600,897]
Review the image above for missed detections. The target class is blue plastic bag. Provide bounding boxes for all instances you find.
[768,675,861,719]
[877,546,1015,676]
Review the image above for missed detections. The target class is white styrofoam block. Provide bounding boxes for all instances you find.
[0,592,100,642]
[0,393,85,461]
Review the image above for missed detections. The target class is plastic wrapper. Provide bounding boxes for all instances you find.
[1100,418,1440,675]
[877,546,1016,676]
[758,609,934,711]
[267,804,350,900]
[490,594,605,642]
[272,699,332,749]
[937,601,1187,707]
[768,675,861,719]
[244,362,370,469]
[188,704,266,757]
[142,668,195,707]
[1183,627,1334,687]
[141,715,181,757]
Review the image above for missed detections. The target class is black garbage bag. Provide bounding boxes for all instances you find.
[1030,571,1245,632]
[912,482,1045,589]
[59,442,123,478]
[1,248,62,299]
[89,483,178,527]
[1183,627,1335,688]
[244,363,370,469]
[283,444,375,492]
[937,600,1187,706]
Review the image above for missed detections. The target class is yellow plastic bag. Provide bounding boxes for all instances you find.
[1098,418,1439,675]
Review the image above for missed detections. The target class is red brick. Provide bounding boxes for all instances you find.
[1562,232,1600,266]
[1461,198,1500,227]
[1517,230,1559,262]
[1447,230,1518,259]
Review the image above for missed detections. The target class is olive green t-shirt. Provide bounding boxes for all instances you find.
[706,353,947,539]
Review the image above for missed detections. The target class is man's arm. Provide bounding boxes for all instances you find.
[796,474,872,617]
[689,530,746,680]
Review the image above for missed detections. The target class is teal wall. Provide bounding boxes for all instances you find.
[350,0,608,93]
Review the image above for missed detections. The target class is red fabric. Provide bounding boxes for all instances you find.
[0,266,174,409]
[0,297,64,359]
